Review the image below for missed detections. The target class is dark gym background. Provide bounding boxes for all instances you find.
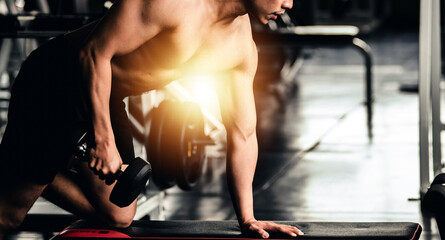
[0,0,440,239]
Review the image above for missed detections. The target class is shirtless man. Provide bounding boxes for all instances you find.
[0,0,304,239]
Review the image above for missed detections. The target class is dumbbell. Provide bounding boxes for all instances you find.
[431,173,445,185]
[75,132,152,208]
[422,173,445,239]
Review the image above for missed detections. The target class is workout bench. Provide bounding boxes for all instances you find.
[51,220,421,239]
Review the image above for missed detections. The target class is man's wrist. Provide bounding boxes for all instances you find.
[240,217,256,226]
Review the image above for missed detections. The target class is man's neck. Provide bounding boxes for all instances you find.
[211,0,248,24]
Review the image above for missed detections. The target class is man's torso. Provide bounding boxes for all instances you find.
[66,2,255,97]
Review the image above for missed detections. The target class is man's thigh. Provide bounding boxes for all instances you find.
[0,173,47,228]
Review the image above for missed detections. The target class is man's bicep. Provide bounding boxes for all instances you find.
[218,41,258,136]
[217,71,257,139]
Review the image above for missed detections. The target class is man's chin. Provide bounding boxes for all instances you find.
[257,16,269,25]
[249,12,270,25]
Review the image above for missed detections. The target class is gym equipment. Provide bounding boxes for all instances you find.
[165,101,209,190]
[52,219,422,239]
[0,14,98,38]
[253,23,373,139]
[422,173,445,239]
[75,132,152,208]
[147,100,177,189]
[431,173,445,185]
[147,100,214,190]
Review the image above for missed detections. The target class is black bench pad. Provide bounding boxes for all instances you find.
[53,220,422,240]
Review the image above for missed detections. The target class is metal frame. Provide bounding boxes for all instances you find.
[253,26,374,138]
[419,0,442,195]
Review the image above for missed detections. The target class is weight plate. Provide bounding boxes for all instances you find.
[147,100,207,191]
[176,102,206,190]
[110,157,151,207]
[146,100,177,189]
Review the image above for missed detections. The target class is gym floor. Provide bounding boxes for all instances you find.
[2,27,438,239]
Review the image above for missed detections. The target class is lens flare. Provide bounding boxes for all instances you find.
[165,74,225,131]
[186,74,217,105]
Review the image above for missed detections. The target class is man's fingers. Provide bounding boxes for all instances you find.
[280,225,304,237]
[258,229,269,239]
[284,227,304,237]
[98,172,106,180]
[89,151,97,169]
[105,175,117,185]
[294,227,304,236]
[248,223,269,239]
[264,223,304,238]
[280,226,296,237]
[244,221,303,239]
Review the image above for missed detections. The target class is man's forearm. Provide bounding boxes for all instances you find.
[79,46,124,175]
[226,133,258,225]
[79,48,114,140]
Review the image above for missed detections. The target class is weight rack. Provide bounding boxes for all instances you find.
[419,0,444,195]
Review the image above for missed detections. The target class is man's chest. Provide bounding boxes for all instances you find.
[143,26,245,74]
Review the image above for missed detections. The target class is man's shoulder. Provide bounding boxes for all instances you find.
[222,16,257,74]
[234,16,257,54]
[141,0,194,17]
[138,0,191,27]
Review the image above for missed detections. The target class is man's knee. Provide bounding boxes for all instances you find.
[0,210,26,234]
[102,207,136,228]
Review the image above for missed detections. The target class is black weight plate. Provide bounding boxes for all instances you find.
[159,101,183,187]
[110,157,151,207]
[176,102,206,191]
[432,173,445,185]
[146,101,177,189]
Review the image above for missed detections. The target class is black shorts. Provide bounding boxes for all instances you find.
[0,35,135,185]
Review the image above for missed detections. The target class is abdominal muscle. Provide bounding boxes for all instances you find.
[110,61,181,98]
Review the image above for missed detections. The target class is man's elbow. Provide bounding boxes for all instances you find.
[230,126,257,145]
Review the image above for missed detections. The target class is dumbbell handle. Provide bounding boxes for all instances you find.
[75,141,123,179]
[74,131,151,207]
